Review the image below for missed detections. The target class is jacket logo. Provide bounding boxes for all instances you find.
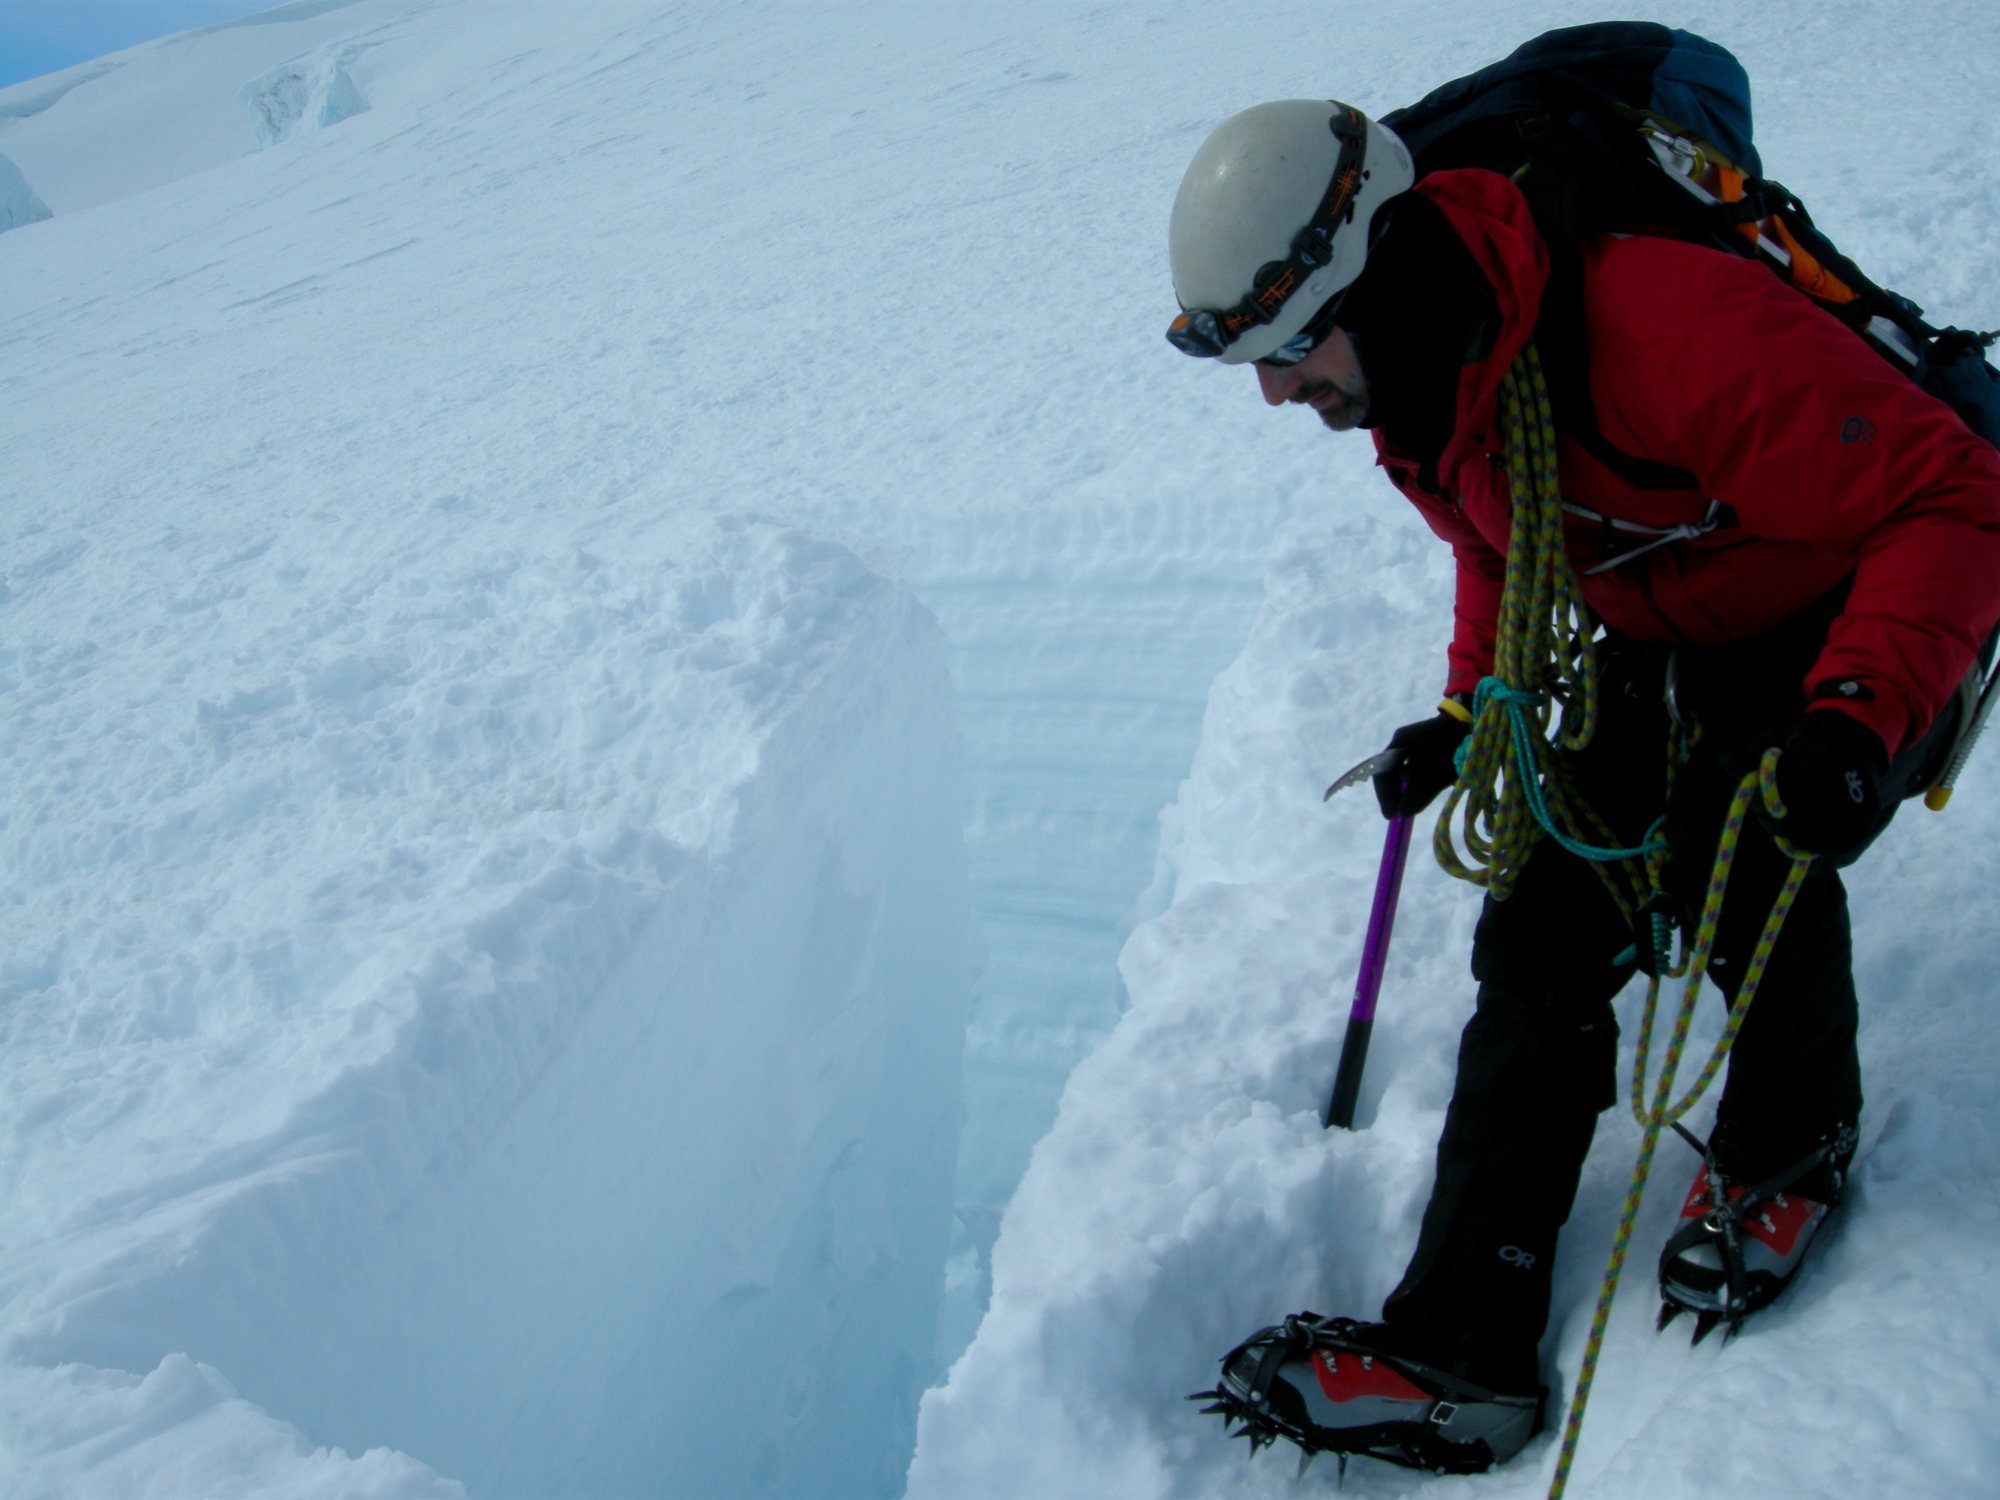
[1841,416,1877,445]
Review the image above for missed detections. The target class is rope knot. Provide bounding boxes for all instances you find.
[1474,678,1546,712]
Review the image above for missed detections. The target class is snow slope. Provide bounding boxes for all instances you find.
[1,487,977,1500]
[1,2,1331,1402]
[911,527,2000,1500]
[5,0,1999,1496]
[4,5,987,1495]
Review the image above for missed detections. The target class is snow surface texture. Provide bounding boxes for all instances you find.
[4,0,1999,1497]
[6,6,988,1494]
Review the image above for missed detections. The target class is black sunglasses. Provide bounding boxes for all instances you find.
[1253,287,1351,367]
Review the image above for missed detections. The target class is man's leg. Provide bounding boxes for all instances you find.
[1696,665,1968,1176]
[1654,819,1861,1326]
[1644,663,1965,1327]
[1703,853,1862,1189]
[1198,867,1622,1473]
[1380,647,1673,1387]
[1379,847,1631,1392]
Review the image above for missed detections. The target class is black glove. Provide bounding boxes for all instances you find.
[1373,704,1472,819]
[1760,709,1888,860]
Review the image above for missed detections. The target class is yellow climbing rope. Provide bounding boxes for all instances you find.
[1544,757,1813,1500]
[1433,345,1653,930]
[1421,344,1818,1497]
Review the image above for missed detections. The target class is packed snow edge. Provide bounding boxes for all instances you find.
[2,514,979,1499]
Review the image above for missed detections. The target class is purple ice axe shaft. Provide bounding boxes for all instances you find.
[1323,813,1413,1129]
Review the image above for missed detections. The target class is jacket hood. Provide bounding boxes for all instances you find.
[1409,169,1549,468]
[1418,168,1548,371]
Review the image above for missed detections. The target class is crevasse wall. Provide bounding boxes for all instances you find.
[2,517,978,1500]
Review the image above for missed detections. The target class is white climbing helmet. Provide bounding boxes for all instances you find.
[1167,99,1414,365]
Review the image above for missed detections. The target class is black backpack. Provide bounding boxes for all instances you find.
[1382,22,2000,798]
[1380,22,2000,461]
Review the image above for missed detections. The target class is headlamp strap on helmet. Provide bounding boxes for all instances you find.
[1227,107,1369,335]
[1169,104,1372,356]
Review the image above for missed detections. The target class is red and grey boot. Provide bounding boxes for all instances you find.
[1657,1121,1858,1344]
[1190,1313,1544,1476]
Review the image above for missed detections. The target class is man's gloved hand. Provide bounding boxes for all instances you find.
[1760,709,1888,860]
[1373,702,1473,819]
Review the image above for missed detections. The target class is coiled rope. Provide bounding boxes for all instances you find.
[1421,344,1817,1497]
[1432,346,1658,931]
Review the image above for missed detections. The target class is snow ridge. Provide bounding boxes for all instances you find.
[2,514,977,1498]
[244,50,371,148]
[0,152,49,231]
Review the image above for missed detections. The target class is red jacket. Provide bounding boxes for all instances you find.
[1375,169,2000,756]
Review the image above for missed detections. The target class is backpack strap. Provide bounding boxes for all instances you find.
[1525,214,1700,492]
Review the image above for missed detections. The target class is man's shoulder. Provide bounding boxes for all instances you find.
[1582,232,1775,311]
[1576,231,1840,372]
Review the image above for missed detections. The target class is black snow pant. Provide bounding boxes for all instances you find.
[1378,604,1962,1392]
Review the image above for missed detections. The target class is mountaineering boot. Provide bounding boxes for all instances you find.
[1189,1313,1545,1475]
[1657,1123,1858,1343]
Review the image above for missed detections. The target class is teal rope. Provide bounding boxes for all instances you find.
[1465,676,1669,865]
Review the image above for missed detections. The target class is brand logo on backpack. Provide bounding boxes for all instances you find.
[1841,416,1877,445]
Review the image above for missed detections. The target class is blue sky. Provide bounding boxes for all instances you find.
[0,1,279,89]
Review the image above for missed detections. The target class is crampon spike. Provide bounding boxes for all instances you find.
[1656,1301,1683,1333]
[1690,1310,1727,1346]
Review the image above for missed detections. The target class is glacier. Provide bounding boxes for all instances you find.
[4,0,1998,1496]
